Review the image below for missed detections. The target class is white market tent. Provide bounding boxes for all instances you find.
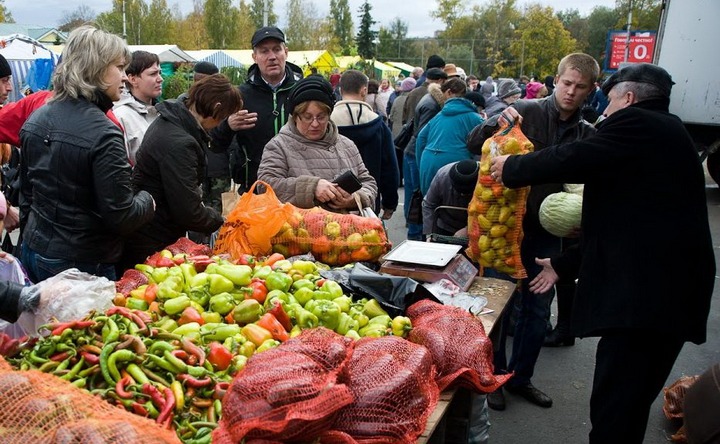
[0,34,58,102]
[386,61,417,77]
[185,50,245,69]
[128,45,195,63]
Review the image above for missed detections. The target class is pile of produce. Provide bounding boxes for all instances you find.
[467,124,534,277]
[7,246,412,443]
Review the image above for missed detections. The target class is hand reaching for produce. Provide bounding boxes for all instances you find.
[499,107,523,127]
[528,257,559,294]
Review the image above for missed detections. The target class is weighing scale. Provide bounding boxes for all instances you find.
[379,240,479,291]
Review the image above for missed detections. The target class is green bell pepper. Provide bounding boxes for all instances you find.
[151,267,170,284]
[368,314,392,327]
[292,287,314,306]
[291,278,315,292]
[201,311,223,324]
[209,274,235,295]
[359,323,388,337]
[310,300,341,331]
[252,265,272,280]
[332,295,352,313]
[164,295,191,315]
[180,262,197,291]
[336,312,360,335]
[256,338,281,353]
[291,305,318,329]
[345,329,361,340]
[188,286,211,307]
[208,292,235,315]
[363,298,389,318]
[391,315,413,338]
[290,259,316,275]
[215,264,252,286]
[232,299,264,324]
[265,271,293,292]
[312,290,334,301]
[172,322,201,336]
[200,323,242,341]
[321,280,344,299]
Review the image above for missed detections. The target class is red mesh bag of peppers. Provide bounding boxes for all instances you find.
[270,206,391,266]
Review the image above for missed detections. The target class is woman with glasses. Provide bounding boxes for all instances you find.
[258,76,377,211]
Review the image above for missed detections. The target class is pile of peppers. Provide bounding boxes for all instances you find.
[9,250,413,443]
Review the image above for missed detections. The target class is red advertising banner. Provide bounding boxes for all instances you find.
[607,31,656,70]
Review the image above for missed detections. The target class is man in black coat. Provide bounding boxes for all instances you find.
[210,27,303,193]
[490,63,715,443]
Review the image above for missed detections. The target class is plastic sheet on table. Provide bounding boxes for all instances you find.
[423,279,489,316]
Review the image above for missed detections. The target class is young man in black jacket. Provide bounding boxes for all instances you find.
[210,27,303,193]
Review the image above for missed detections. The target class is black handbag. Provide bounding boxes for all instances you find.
[393,118,414,150]
[407,189,423,225]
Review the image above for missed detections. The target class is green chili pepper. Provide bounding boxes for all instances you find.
[163,349,188,373]
[126,363,150,385]
[107,349,136,382]
[145,353,181,374]
[148,340,175,356]
[102,318,120,344]
[72,378,87,388]
[99,341,119,386]
[200,323,242,342]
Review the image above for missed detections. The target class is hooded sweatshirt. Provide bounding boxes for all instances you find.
[113,95,159,164]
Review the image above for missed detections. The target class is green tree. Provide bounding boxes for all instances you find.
[377,18,407,61]
[557,8,589,52]
[473,0,521,78]
[250,0,277,28]
[285,0,321,50]
[328,0,354,55]
[96,0,148,44]
[613,0,662,31]
[586,6,620,69]
[171,0,208,49]
[355,0,377,60]
[510,5,577,79]
[0,0,13,23]
[234,0,256,48]
[204,0,239,48]
[143,0,174,44]
[58,5,95,32]
[432,0,464,30]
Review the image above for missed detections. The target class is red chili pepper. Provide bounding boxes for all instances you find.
[116,375,134,399]
[50,351,71,362]
[156,387,176,425]
[187,255,215,272]
[131,402,149,417]
[177,374,212,388]
[142,383,166,409]
[107,306,132,318]
[267,300,292,332]
[180,338,205,366]
[81,351,100,366]
[132,310,152,324]
[213,381,230,400]
[50,320,93,336]
[171,349,189,360]
[256,313,290,342]
[178,306,204,326]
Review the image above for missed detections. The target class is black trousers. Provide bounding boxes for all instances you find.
[589,330,685,443]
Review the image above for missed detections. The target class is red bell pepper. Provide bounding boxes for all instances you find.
[247,280,268,304]
[178,306,205,326]
[207,341,233,371]
[256,313,290,342]
[267,301,292,332]
[263,252,284,268]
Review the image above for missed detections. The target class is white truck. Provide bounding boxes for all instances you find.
[654,0,720,183]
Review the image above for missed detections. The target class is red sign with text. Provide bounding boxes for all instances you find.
[607,31,656,70]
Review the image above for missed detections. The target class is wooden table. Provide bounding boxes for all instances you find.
[417,276,517,444]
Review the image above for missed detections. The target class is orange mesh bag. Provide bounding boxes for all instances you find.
[406,299,512,392]
[0,362,180,444]
[321,336,439,444]
[466,121,533,278]
[214,328,355,443]
[270,206,391,266]
[663,375,700,420]
[213,181,295,258]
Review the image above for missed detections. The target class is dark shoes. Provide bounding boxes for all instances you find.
[487,388,506,411]
[505,383,553,408]
[543,327,575,347]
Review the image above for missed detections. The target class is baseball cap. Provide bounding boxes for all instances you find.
[251,26,285,47]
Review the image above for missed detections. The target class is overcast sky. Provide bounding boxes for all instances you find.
[6,0,618,38]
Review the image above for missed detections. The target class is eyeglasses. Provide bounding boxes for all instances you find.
[296,113,329,125]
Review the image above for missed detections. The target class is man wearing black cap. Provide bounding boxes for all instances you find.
[210,26,303,193]
[489,63,714,443]
[0,54,13,104]
[422,159,478,236]
[415,54,445,88]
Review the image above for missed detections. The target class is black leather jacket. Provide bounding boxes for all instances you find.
[19,94,155,264]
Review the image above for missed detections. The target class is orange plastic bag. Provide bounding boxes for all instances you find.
[466,122,533,278]
[270,206,391,266]
[213,181,295,258]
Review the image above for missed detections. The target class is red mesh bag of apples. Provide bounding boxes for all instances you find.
[270,206,391,266]
[318,335,440,444]
[213,328,355,443]
[407,300,512,392]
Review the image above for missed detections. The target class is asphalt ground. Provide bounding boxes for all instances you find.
[385,177,720,443]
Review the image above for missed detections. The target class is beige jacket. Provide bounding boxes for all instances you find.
[258,119,377,210]
[113,96,159,164]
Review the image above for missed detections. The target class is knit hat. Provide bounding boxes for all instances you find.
[464,91,485,108]
[251,26,286,47]
[194,61,219,75]
[0,55,11,78]
[287,76,336,114]
[400,77,416,92]
[450,160,479,195]
[443,63,459,78]
[601,63,675,97]
[426,54,445,69]
[497,79,521,99]
[426,67,448,81]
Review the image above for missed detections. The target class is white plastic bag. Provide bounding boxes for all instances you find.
[0,254,30,338]
[17,268,115,337]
